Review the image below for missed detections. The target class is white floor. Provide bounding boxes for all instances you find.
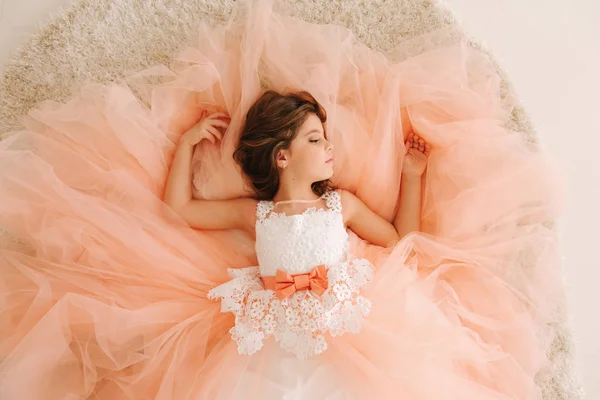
[1,0,599,397]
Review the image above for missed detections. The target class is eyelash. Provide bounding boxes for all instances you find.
[310,139,320,143]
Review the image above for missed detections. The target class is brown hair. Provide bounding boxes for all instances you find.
[233,90,333,200]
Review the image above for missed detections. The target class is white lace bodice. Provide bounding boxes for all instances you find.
[208,189,374,359]
[255,190,349,276]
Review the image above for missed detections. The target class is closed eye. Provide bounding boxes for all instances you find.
[309,139,320,143]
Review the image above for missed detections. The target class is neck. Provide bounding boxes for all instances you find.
[273,179,319,203]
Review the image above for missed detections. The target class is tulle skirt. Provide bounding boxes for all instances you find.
[0,0,564,398]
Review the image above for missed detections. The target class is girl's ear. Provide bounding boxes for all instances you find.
[277,150,289,169]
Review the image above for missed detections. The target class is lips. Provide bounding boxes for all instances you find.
[326,158,334,163]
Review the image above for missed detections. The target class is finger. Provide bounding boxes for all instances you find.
[411,148,426,160]
[207,111,229,118]
[210,119,230,129]
[419,138,425,145]
[207,126,222,141]
[425,144,431,155]
[207,126,223,142]
[207,112,230,121]
[419,145,425,152]
[407,148,421,158]
[204,133,216,145]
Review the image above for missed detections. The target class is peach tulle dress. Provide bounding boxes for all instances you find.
[0,0,564,399]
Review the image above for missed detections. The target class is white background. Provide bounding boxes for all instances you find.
[1,0,599,397]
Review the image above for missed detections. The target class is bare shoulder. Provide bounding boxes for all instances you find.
[338,189,359,225]
[230,196,259,210]
[226,197,258,231]
[338,188,359,206]
[337,188,400,247]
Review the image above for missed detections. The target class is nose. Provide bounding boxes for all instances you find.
[325,140,333,153]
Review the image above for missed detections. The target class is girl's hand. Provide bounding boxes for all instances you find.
[180,112,230,147]
[402,133,431,177]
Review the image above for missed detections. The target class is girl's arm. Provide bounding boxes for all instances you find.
[163,112,256,233]
[342,133,430,247]
[392,172,422,239]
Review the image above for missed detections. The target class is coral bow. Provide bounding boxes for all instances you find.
[262,265,329,300]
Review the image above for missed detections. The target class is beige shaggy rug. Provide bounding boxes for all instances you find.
[0,0,585,398]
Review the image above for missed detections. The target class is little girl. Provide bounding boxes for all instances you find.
[163,89,431,385]
[0,1,563,399]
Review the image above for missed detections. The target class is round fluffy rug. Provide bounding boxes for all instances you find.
[0,0,585,398]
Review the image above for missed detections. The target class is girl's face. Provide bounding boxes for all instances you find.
[277,113,334,183]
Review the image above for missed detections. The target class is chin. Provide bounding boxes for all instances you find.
[321,169,334,181]
[311,166,334,182]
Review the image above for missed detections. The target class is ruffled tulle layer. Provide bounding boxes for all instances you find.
[0,0,563,398]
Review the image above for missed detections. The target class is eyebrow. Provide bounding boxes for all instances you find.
[303,129,323,136]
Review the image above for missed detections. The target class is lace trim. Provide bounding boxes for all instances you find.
[255,189,342,221]
[323,189,342,213]
[208,258,374,359]
[256,201,276,221]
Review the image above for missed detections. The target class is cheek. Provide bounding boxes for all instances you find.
[291,145,326,173]
[308,147,326,165]
[301,151,317,169]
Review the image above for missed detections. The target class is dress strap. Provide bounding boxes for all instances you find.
[323,189,342,213]
[256,200,276,221]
